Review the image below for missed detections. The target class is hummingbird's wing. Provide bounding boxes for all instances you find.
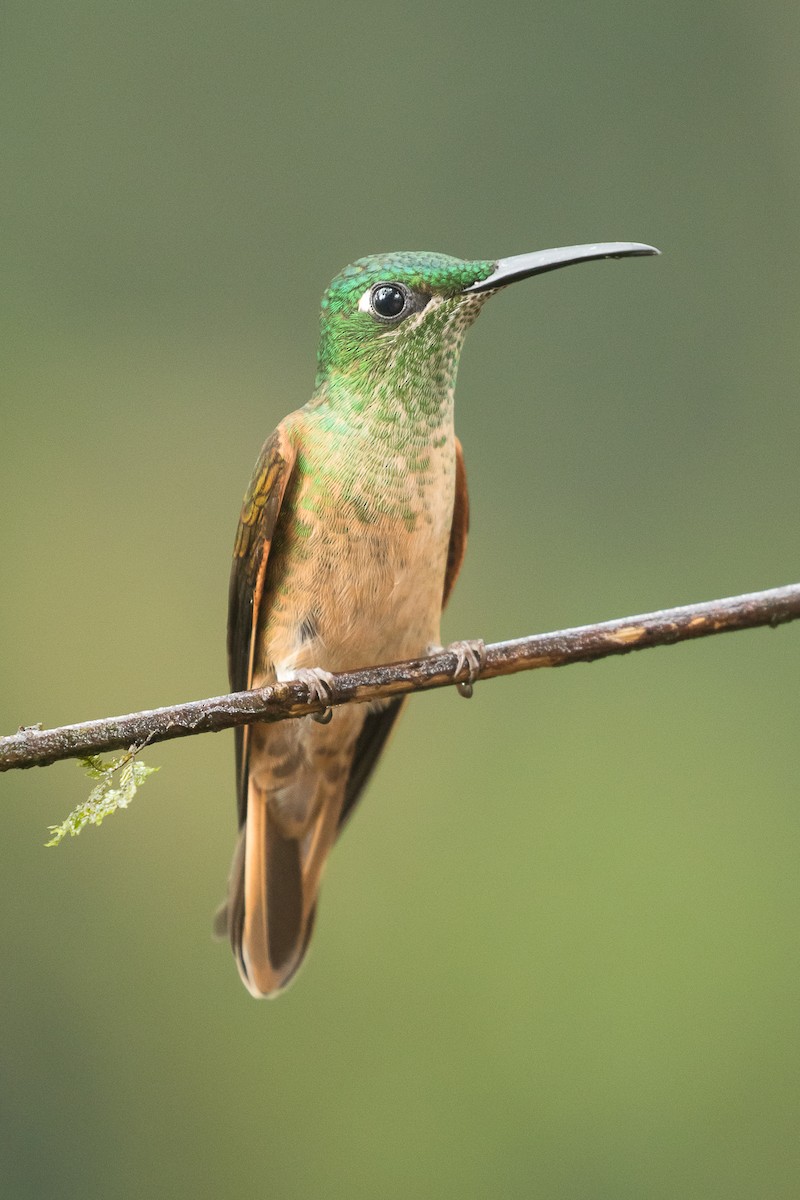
[227,424,297,824]
[336,438,470,832]
[220,423,305,989]
[443,436,469,607]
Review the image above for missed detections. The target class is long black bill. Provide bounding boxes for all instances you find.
[462,242,660,293]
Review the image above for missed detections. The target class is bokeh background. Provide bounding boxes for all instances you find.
[2,3,800,1197]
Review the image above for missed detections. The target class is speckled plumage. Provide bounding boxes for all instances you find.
[221,251,494,997]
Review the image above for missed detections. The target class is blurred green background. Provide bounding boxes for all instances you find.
[2,2,800,1197]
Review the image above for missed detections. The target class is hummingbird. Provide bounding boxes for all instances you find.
[217,240,659,997]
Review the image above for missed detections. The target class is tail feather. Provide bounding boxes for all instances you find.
[220,783,343,998]
[217,708,376,997]
[241,796,303,990]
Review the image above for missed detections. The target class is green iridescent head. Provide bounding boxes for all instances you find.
[315,251,495,389]
[313,242,660,405]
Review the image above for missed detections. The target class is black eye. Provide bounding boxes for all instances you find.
[371,283,408,320]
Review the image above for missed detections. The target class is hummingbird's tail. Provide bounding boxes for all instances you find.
[216,773,342,998]
[214,699,406,996]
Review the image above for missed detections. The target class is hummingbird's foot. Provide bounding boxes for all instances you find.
[447,639,487,699]
[293,668,337,724]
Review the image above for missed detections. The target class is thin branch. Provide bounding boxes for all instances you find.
[2,582,799,773]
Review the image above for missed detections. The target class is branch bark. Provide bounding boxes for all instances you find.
[2,582,799,773]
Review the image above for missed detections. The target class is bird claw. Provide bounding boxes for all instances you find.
[447,639,487,699]
[294,668,336,723]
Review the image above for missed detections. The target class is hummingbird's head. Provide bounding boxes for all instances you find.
[314,243,659,410]
[315,251,495,394]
